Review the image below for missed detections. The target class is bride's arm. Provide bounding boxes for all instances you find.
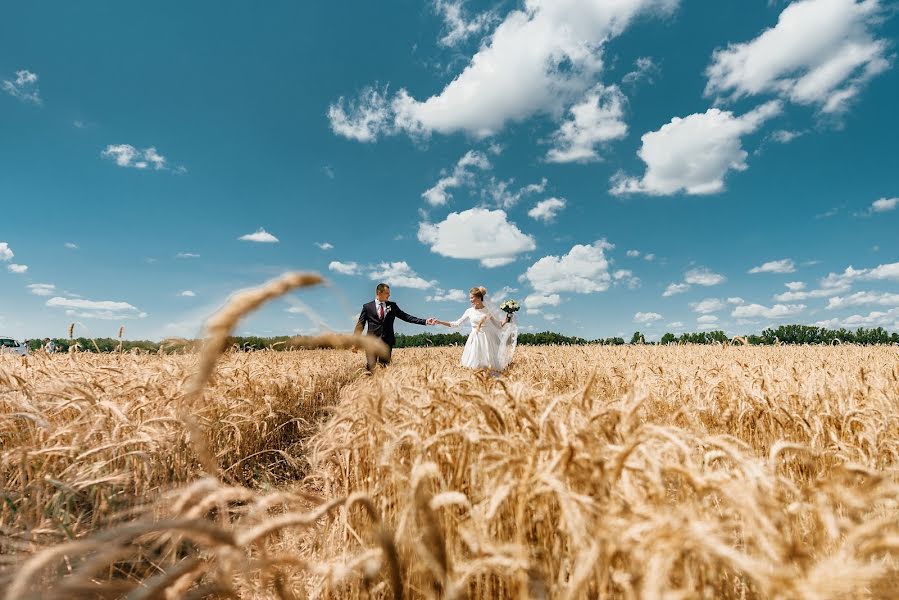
[438,309,469,328]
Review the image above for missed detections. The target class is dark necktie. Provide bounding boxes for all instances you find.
[379,303,384,319]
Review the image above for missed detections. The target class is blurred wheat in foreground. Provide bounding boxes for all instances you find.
[2,341,899,598]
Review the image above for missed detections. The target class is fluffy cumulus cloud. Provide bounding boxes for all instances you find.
[328,261,360,276]
[524,293,561,309]
[662,283,691,297]
[316,242,334,250]
[28,283,56,296]
[485,177,547,209]
[705,0,891,114]
[528,197,567,222]
[433,0,496,47]
[418,208,536,268]
[611,101,781,195]
[328,0,678,140]
[546,84,628,163]
[0,242,13,262]
[684,267,727,286]
[826,291,899,309]
[623,56,659,86]
[818,261,899,291]
[634,311,662,324]
[2,69,41,104]
[368,261,434,289]
[101,144,172,170]
[749,258,796,274]
[870,197,898,213]
[426,289,468,302]
[422,150,491,206]
[690,298,726,314]
[731,303,805,319]
[814,307,899,330]
[613,269,641,289]
[7,264,27,274]
[238,228,279,243]
[521,240,613,294]
[46,297,147,320]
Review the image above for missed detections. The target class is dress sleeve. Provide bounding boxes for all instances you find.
[450,309,470,328]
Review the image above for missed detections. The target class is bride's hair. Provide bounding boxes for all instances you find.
[470,286,487,300]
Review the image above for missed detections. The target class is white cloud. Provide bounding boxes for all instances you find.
[613,269,641,289]
[316,242,334,250]
[814,307,899,330]
[543,313,561,321]
[46,296,146,320]
[785,281,806,291]
[524,293,561,309]
[663,282,690,297]
[238,228,279,243]
[28,284,56,296]
[521,240,613,294]
[528,197,567,222]
[178,290,197,297]
[727,297,745,305]
[769,129,805,143]
[643,253,656,261]
[492,286,518,302]
[827,291,899,309]
[176,252,200,258]
[485,177,547,209]
[422,150,492,206]
[0,242,13,262]
[368,261,434,289]
[327,86,392,142]
[749,258,796,274]
[433,0,496,47]
[667,321,685,328]
[627,249,640,257]
[101,144,171,170]
[7,264,27,274]
[329,0,678,140]
[870,197,898,213]
[684,267,727,286]
[65,242,79,249]
[690,298,725,314]
[818,261,899,291]
[634,311,663,324]
[426,289,468,302]
[731,303,805,319]
[418,208,535,268]
[611,101,781,195]
[328,261,360,276]
[697,315,719,324]
[705,0,891,114]
[622,56,659,86]
[546,84,628,163]
[2,69,41,105]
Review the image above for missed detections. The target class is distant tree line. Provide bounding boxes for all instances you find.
[22,325,896,354]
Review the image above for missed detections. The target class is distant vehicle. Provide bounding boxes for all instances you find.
[0,336,28,356]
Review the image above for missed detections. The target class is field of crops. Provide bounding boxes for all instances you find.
[3,339,898,599]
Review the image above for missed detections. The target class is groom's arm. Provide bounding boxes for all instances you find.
[392,304,427,326]
[354,307,367,335]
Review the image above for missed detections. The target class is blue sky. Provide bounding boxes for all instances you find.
[2,0,898,341]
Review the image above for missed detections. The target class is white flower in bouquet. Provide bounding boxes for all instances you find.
[500,300,520,314]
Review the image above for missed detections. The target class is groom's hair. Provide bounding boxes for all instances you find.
[376,283,390,293]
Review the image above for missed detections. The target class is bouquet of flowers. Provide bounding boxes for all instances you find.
[499,299,520,320]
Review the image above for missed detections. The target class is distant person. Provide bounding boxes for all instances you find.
[354,283,435,371]
[43,338,56,353]
[432,286,518,372]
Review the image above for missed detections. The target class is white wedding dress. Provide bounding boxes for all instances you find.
[450,306,516,370]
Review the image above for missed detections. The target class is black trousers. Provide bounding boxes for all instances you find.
[366,344,393,371]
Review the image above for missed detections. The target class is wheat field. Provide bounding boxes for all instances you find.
[2,275,898,599]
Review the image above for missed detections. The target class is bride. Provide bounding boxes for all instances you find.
[434,286,518,371]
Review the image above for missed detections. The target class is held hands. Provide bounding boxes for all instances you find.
[426,317,437,325]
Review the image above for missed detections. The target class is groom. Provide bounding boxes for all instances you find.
[354,283,435,371]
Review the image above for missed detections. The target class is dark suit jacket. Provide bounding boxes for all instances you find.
[355,300,426,347]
